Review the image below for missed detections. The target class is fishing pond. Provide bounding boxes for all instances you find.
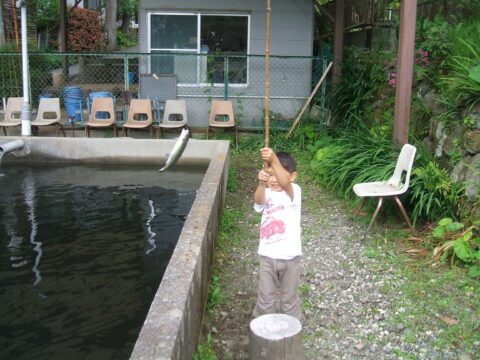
[0,163,206,359]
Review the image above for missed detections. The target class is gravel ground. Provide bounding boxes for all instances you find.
[203,154,477,360]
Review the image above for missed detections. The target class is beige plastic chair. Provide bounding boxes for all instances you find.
[353,144,417,231]
[0,97,23,135]
[206,100,238,148]
[121,99,154,137]
[85,97,118,137]
[158,100,187,138]
[31,97,65,137]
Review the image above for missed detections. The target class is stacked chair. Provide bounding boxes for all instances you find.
[121,99,154,137]
[0,97,23,135]
[206,100,238,148]
[85,97,118,137]
[31,97,65,137]
[158,100,188,138]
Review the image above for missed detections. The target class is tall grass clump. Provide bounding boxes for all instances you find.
[308,125,463,224]
[309,121,395,198]
[441,23,480,109]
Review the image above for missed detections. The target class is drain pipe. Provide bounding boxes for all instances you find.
[17,0,32,136]
[0,139,25,156]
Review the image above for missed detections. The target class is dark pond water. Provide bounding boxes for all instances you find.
[0,163,206,360]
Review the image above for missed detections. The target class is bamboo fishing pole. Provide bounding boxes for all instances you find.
[264,0,271,150]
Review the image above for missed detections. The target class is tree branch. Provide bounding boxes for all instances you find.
[310,0,335,23]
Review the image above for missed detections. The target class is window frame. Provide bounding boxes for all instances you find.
[147,11,250,87]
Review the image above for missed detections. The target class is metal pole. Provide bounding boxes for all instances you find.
[18,0,31,136]
[125,55,129,91]
[223,55,229,100]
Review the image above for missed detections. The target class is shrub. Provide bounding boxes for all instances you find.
[409,161,463,223]
[431,218,480,277]
[68,8,102,52]
[415,16,452,77]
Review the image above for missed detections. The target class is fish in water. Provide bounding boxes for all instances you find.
[158,126,191,172]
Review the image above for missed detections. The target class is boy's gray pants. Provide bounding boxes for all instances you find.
[253,255,302,320]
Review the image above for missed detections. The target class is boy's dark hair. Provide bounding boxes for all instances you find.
[276,152,297,173]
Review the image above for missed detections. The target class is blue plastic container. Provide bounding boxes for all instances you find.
[128,72,136,84]
[38,93,53,102]
[65,101,83,122]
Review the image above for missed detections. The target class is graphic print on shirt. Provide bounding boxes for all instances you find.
[260,197,287,243]
[260,216,286,241]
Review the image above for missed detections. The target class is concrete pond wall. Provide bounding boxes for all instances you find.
[0,136,231,360]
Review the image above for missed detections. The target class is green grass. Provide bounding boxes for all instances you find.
[194,333,217,360]
[299,284,310,295]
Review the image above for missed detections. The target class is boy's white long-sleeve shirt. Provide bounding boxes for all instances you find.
[254,183,302,260]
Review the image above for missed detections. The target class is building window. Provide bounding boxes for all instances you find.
[148,12,250,85]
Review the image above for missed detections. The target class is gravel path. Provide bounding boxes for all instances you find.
[204,155,475,360]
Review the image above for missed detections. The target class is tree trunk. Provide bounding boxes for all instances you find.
[122,13,130,37]
[249,314,305,360]
[332,0,344,86]
[0,1,6,46]
[59,0,68,77]
[106,0,117,51]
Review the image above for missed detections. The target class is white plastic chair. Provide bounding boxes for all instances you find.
[31,97,65,137]
[0,97,23,135]
[158,100,187,138]
[353,144,417,231]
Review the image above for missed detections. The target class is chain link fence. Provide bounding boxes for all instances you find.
[0,52,329,129]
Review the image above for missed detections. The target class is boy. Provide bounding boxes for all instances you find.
[253,147,302,320]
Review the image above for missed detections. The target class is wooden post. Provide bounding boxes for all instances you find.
[332,0,344,85]
[393,0,418,146]
[249,314,305,360]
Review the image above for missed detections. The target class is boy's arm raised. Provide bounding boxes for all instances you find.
[254,170,268,205]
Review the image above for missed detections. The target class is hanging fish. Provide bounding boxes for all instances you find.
[158,126,191,172]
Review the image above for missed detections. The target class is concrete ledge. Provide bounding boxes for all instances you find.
[0,136,231,360]
[0,136,218,167]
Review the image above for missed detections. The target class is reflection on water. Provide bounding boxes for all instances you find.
[0,163,204,360]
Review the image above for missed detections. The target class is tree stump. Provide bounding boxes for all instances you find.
[249,314,305,360]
